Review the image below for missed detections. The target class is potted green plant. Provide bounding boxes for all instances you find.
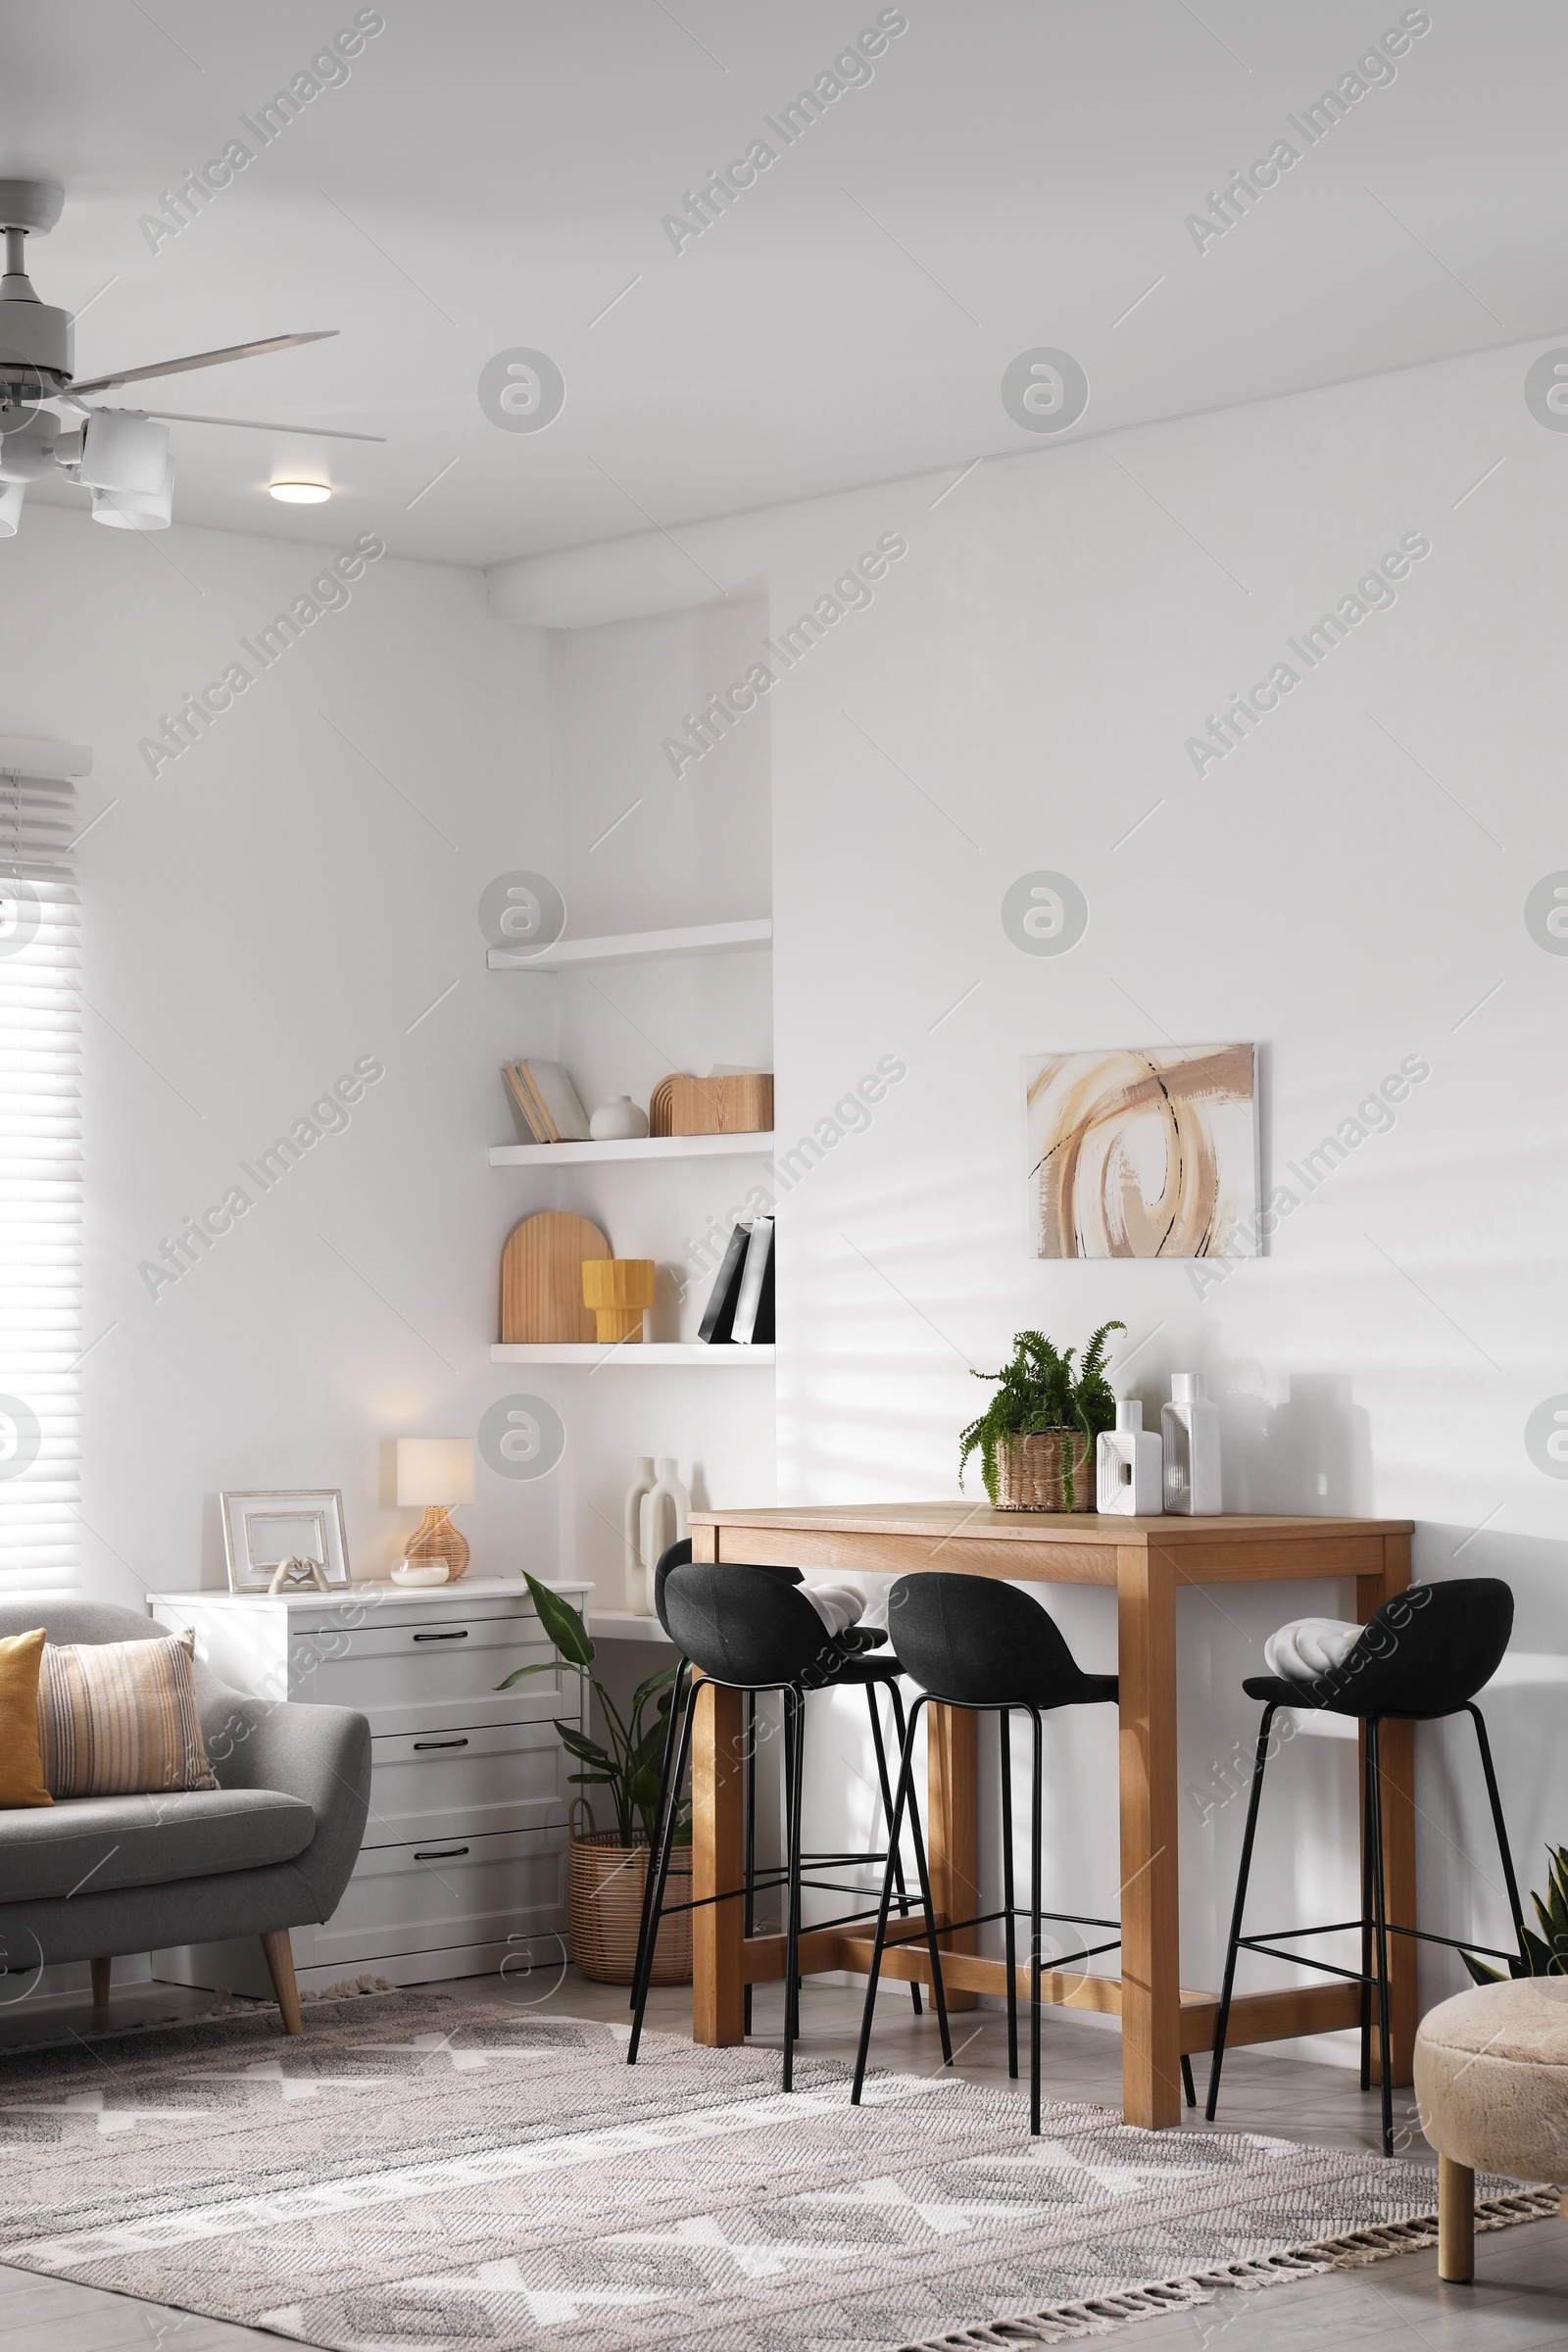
[1463,1845,1568,1982]
[498,1573,690,1984]
[958,1323,1124,1511]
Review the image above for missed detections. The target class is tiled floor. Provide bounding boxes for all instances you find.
[1,1970,1565,2349]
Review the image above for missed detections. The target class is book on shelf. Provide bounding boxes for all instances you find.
[501,1059,591,1145]
[699,1216,774,1345]
[731,1216,774,1345]
[698,1222,752,1344]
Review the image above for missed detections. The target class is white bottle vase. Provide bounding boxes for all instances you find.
[1097,1398,1163,1516]
[623,1455,657,1613]
[640,1455,691,1616]
[1160,1374,1222,1515]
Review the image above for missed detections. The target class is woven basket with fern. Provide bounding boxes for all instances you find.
[958,1324,1123,1513]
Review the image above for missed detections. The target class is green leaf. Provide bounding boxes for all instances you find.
[1461,1949,1504,1985]
[495,1658,576,1690]
[631,1664,679,1713]
[557,1722,615,1770]
[567,1771,613,1786]
[524,1571,595,1669]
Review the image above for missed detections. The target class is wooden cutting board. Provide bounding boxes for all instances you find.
[501,1210,611,1343]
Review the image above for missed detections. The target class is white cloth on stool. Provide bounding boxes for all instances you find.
[803,1583,867,1638]
[1263,1616,1363,1683]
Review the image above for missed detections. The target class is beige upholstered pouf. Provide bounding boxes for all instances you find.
[1415,1978,1568,2279]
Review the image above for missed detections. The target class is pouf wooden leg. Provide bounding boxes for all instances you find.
[89,1958,111,2007]
[1439,2153,1475,2282]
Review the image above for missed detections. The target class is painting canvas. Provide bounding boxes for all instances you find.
[1026,1045,1258,1259]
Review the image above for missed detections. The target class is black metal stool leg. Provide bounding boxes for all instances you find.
[1028,1705,1044,2135]
[1468,1702,1527,1965]
[1368,1715,1395,2157]
[1205,1702,1277,2122]
[1359,1728,1375,2094]
[852,1696,919,2102]
[1181,2056,1196,2108]
[743,1687,757,2036]
[631,1656,689,2010]
[903,1696,952,2065]
[627,1677,699,2065]
[886,1679,923,2017]
[865,1678,922,2019]
[999,1708,1018,2081]
[782,1685,807,2091]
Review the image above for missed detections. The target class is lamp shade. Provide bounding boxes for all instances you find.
[396,1437,475,1507]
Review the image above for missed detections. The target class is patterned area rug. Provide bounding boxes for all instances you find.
[0,1991,1546,2351]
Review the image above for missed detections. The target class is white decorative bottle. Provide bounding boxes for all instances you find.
[623,1456,657,1613]
[1161,1374,1222,1515]
[1097,1398,1163,1516]
[640,1456,691,1616]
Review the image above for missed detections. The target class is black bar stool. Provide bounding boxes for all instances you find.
[1205,1576,1525,2157]
[850,1572,1181,2135]
[628,1549,919,2087]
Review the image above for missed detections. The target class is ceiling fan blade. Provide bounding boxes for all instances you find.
[133,407,385,442]
[69,330,338,396]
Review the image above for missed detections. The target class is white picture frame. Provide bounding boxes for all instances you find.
[220,1489,351,1592]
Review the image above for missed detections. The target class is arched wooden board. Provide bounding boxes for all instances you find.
[500,1210,611,1344]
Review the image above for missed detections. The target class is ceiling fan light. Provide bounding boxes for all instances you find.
[90,453,173,530]
[78,410,171,497]
[269,480,330,504]
[0,479,24,537]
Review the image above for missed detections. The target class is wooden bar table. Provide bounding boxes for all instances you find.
[688,1505,1416,2130]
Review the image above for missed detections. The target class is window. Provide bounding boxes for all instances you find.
[0,748,84,1592]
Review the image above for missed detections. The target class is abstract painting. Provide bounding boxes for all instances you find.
[1025,1045,1258,1258]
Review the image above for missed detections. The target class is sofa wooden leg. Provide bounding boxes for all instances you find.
[1439,2153,1475,2282]
[89,1958,111,2008]
[260,1930,304,2034]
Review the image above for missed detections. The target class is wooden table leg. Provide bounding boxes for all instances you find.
[1119,1544,1181,2128]
[691,1676,747,2046]
[1360,1534,1417,2088]
[925,1701,979,2011]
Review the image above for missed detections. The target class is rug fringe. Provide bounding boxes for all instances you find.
[894,2184,1560,2349]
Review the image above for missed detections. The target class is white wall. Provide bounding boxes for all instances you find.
[498,335,1568,2032]
[3,504,560,1597]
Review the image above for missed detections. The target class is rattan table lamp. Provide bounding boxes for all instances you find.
[395,1437,476,1580]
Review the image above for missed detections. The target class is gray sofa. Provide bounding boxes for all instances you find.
[0,1601,369,2032]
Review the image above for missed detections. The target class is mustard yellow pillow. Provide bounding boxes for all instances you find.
[0,1630,52,1808]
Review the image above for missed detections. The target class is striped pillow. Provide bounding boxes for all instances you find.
[38,1631,217,1798]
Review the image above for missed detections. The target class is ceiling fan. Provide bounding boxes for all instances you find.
[0,178,384,536]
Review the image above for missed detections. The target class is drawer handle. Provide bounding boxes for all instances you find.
[412,1737,469,1751]
[413,1629,469,1642]
[414,1844,470,1861]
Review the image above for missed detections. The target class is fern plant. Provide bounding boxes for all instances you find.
[1462,1844,1568,1983]
[958,1322,1125,1507]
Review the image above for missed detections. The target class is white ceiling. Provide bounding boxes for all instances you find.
[4,0,1562,568]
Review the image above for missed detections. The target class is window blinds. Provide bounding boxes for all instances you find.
[0,754,83,1592]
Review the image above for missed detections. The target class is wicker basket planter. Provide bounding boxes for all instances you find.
[567,1805,692,1984]
[994,1428,1096,1513]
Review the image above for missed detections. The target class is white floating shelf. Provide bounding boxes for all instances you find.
[488,916,771,972]
[489,1132,773,1167]
[490,1343,775,1367]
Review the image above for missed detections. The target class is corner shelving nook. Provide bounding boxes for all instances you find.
[490,911,774,1361]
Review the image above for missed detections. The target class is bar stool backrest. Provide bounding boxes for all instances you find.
[652,1541,803,1642]
[661,1556,828,1689]
[1297,1577,1513,1719]
[888,1572,1111,1708]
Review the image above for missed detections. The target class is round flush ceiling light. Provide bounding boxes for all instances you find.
[269,481,331,504]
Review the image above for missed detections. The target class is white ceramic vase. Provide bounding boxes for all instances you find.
[590,1095,650,1141]
[623,1455,657,1612]
[640,1456,691,1615]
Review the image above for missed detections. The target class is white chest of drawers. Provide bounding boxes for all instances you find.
[147,1577,588,1994]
